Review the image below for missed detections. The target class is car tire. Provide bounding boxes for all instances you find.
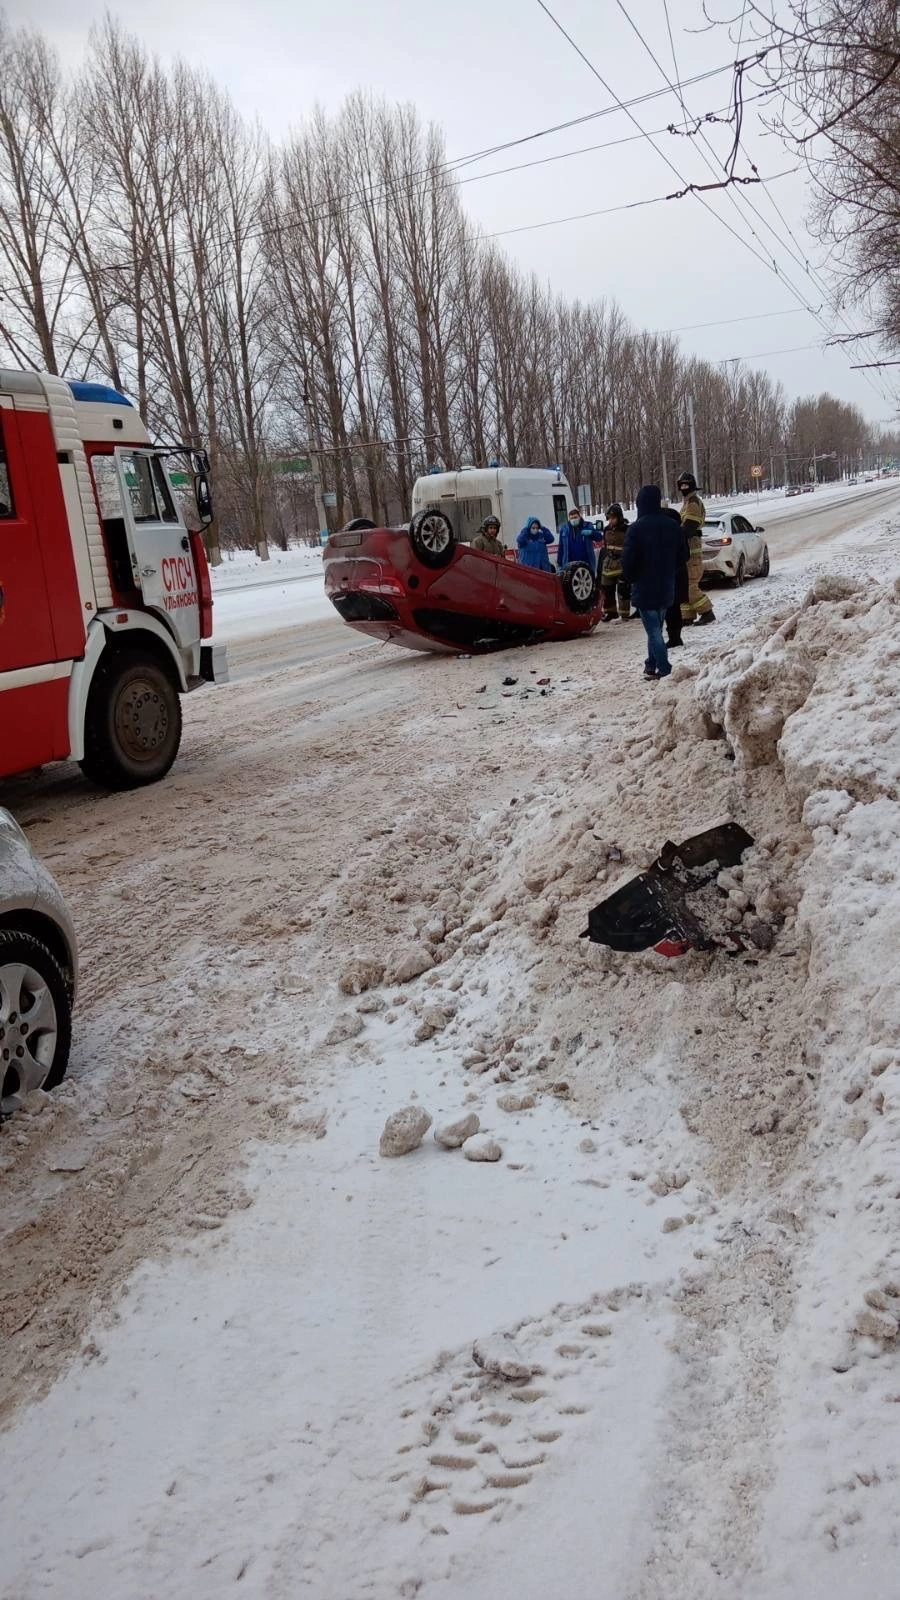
[0,930,72,1103]
[759,545,770,577]
[409,507,455,568]
[560,561,597,613]
[733,556,746,587]
[343,517,376,531]
[80,652,182,790]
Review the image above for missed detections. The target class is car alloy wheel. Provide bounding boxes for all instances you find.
[409,507,456,568]
[570,565,595,603]
[417,515,451,556]
[0,954,60,1099]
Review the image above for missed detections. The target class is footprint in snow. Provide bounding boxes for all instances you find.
[390,1285,648,1534]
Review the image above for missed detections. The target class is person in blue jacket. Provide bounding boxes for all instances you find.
[622,484,688,681]
[516,517,555,571]
[556,506,604,574]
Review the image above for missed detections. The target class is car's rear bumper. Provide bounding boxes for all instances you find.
[701,551,736,579]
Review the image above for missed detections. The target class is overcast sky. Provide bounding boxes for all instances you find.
[17,0,899,427]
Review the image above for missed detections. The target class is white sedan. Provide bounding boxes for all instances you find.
[1,808,78,1111]
[701,512,769,585]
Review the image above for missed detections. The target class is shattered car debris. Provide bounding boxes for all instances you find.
[581,822,755,957]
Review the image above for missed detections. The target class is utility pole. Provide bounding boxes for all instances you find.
[687,395,699,485]
[661,443,670,502]
[303,383,332,542]
[308,445,331,540]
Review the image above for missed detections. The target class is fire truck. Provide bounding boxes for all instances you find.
[0,370,225,790]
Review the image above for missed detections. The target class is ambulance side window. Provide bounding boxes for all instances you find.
[0,415,15,518]
[553,494,568,532]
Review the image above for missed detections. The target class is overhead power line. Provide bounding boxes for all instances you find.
[719,341,825,360]
[483,167,795,239]
[534,0,840,348]
[601,0,898,406]
[660,306,810,333]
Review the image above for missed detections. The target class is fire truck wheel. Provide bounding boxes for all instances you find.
[80,654,182,790]
[0,931,72,1104]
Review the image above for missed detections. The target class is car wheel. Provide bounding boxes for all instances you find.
[733,556,746,587]
[0,930,72,1105]
[561,561,597,613]
[80,653,182,790]
[759,545,770,577]
[409,508,455,569]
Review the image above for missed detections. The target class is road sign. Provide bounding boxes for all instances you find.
[750,464,764,478]
[322,491,337,507]
[577,483,591,508]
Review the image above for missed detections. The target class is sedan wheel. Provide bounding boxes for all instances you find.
[733,555,746,587]
[759,545,770,577]
[561,561,597,613]
[0,931,72,1106]
[409,508,456,569]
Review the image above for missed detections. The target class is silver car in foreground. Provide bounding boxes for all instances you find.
[0,809,77,1112]
[701,512,770,585]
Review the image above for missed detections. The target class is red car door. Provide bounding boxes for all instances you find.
[494,558,560,627]
[425,545,498,616]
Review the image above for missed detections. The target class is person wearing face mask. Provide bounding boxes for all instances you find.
[516,516,555,571]
[556,504,603,574]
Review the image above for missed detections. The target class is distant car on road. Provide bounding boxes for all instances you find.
[324,510,603,653]
[785,485,802,497]
[0,809,77,1112]
[801,483,816,494]
[848,477,858,486]
[701,513,769,585]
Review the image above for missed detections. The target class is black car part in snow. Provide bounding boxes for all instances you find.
[581,822,755,957]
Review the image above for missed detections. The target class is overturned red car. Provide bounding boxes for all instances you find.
[323,509,603,654]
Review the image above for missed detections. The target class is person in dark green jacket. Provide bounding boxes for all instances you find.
[599,503,631,620]
[471,515,504,556]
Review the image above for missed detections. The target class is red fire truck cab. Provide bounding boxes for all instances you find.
[0,370,225,790]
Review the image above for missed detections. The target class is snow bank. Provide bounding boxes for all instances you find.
[694,576,900,1595]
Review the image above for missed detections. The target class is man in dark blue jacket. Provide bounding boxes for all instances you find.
[622,484,688,680]
[557,506,604,574]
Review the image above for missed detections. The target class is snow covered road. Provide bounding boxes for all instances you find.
[3,486,900,1598]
